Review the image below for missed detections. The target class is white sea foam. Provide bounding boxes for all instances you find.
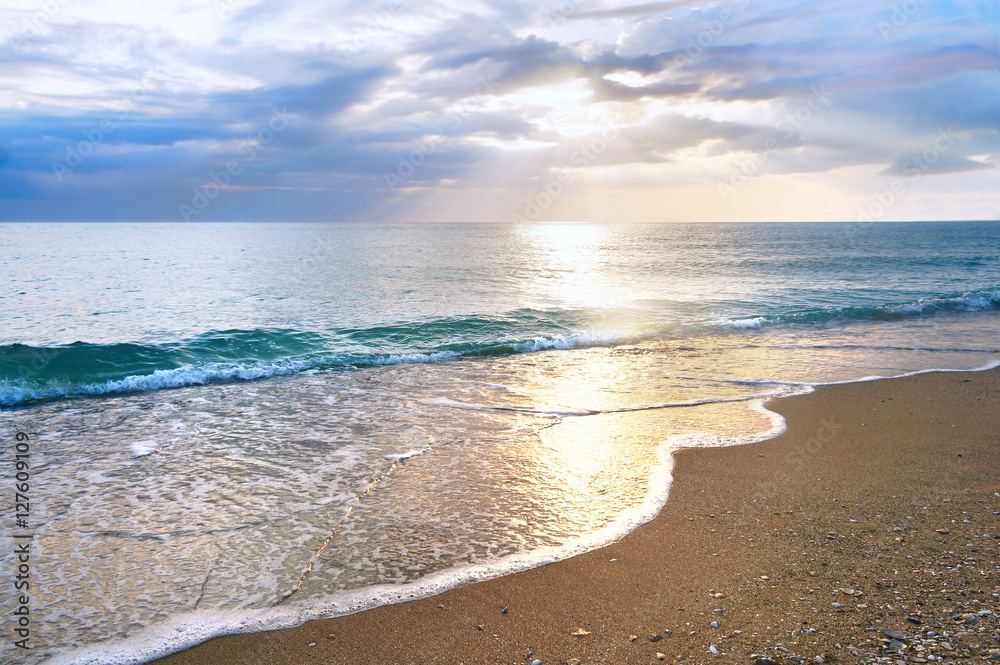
[882,288,1000,315]
[807,357,1000,387]
[8,285,996,409]
[883,302,926,315]
[428,397,597,416]
[48,429,679,665]
[431,388,802,417]
[86,360,315,393]
[47,387,807,665]
[0,360,319,405]
[0,335,621,407]
[25,346,1000,665]
[373,350,463,365]
[513,329,637,352]
[385,448,428,461]
[129,441,159,457]
[716,316,775,329]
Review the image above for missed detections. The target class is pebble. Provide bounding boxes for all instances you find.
[471,487,1000,665]
[306,642,315,648]
[532,660,541,665]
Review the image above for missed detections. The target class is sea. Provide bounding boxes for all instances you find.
[1,221,998,664]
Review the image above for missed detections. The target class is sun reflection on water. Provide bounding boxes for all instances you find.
[516,223,648,335]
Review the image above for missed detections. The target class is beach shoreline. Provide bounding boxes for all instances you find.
[148,367,1000,665]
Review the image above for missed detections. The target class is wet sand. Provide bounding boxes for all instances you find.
[153,368,1000,664]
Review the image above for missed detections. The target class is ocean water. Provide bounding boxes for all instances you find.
[1,221,998,664]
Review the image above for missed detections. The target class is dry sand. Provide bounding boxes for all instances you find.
[153,368,1000,665]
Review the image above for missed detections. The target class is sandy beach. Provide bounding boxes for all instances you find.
[153,368,1000,665]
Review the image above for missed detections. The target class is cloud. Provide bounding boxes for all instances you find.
[589,76,699,101]
[567,0,693,22]
[0,0,996,221]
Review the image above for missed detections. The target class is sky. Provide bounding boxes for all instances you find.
[0,0,997,223]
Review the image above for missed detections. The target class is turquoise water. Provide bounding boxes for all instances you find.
[2,222,998,405]
[1,221,998,665]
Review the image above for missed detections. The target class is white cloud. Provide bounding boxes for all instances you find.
[1,0,996,221]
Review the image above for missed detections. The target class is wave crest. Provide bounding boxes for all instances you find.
[3,288,997,406]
